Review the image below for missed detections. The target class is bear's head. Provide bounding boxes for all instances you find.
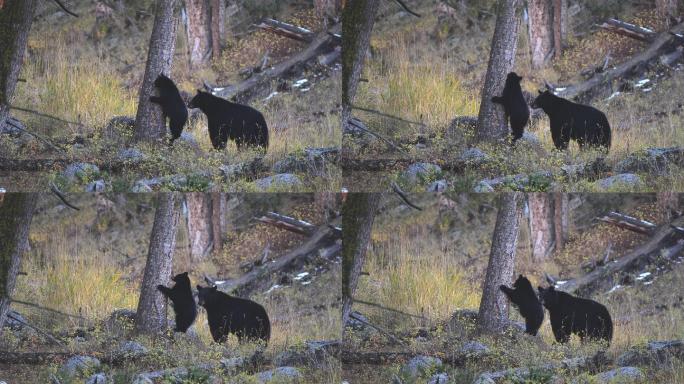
[154,73,172,88]
[172,271,190,285]
[188,90,213,109]
[537,286,558,308]
[196,285,218,307]
[512,274,532,290]
[506,72,523,83]
[531,90,556,110]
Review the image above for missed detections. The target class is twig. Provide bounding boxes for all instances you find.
[351,105,425,126]
[390,182,422,211]
[392,0,421,17]
[349,311,407,345]
[49,182,80,211]
[347,117,405,152]
[7,312,64,346]
[10,299,89,321]
[50,0,79,17]
[354,299,428,320]
[9,105,83,126]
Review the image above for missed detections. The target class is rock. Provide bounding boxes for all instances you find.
[446,116,478,144]
[346,311,369,331]
[179,131,198,147]
[86,373,107,384]
[596,173,642,191]
[273,147,339,175]
[561,158,611,180]
[617,339,684,366]
[132,367,189,384]
[473,180,495,193]
[104,309,136,335]
[4,310,26,331]
[400,355,443,380]
[219,158,265,181]
[615,147,684,176]
[63,162,100,183]
[255,174,302,191]
[519,132,541,145]
[459,148,490,166]
[473,367,551,384]
[256,366,302,383]
[102,116,135,146]
[85,180,106,192]
[114,340,148,360]
[427,179,448,192]
[220,357,246,374]
[593,367,644,383]
[428,373,449,384]
[460,341,490,357]
[402,163,442,185]
[130,181,153,193]
[130,173,212,192]
[274,340,340,367]
[60,356,101,378]
[116,148,146,164]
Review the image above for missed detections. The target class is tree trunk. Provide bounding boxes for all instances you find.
[528,0,554,69]
[528,193,555,261]
[552,0,565,59]
[341,0,381,133]
[0,0,38,130]
[185,0,211,68]
[657,192,679,220]
[656,0,678,26]
[209,0,224,60]
[553,192,569,250]
[135,193,180,335]
[315,0,343,26]
[133,0,179,142]
[186,193,213,262]
[211,192,226,255]
[0,193,37,335]
[476,0,522,141]
[477,192,521,334]
[342,193,381,335]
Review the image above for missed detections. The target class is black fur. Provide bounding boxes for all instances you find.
[491,72,530,143]
[187,90,269,150]
[499,274,544,336]
[537,286,613,344]
[196,285,271,344]
[149,73,188,145]
[531,90,611,151]
[156,272,197,332]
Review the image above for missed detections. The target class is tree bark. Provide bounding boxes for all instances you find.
[186,193,213,263]
[553,192,569,250]
[211,192,226,255]
[476,0,522,141]
[477,192,521,334]
[209,0,224,60]
[185,0,211,68]
[133,0,179,142]
[528,0,554,69]
[315,0,343,26]
[341,0,381,134]
[656,0,678,26]
[528,193,555,261]
[0,0,38,130]
[341,193,381,335]
[553,0,565,59]
[657,192,679,220]
[135,193,180,335]
[0,194,37,335]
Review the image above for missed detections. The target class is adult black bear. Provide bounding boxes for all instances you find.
[491,72,530,143]
[187,90,269,151]
[537,286,613,344]
[531,90,611,151]
[157,272,197,333]
[499,274,544,336]
[149,73,188,145]
[196,285,271,344]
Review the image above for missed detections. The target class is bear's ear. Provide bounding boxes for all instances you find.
[182,271,188,276]
[196,285,202,290]
[538,90,543,95]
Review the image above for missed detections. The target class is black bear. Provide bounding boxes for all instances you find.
[187,90,269,151]
[149,73,188,145]
[196,285,271,344]
[537,286,613,344]
[157,272,197,333]
[531,90,611,151]
[499,274,544,336]
[491,72,530,143]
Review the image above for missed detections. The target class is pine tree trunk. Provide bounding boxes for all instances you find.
[341,193,381,334]
[211,192,226,255]
[0,0,38,129]
[185,0,211,68]
[552,0,564,59]
[656,0,678,26]
[135,193,180,335]
[186,193,213,262]
[341,0,380,132]
[528,0,554,69]
[0,193,37,335]
[209,0,224,59]
[528,193,555,261]
[553,193,569,250]
[133,0,179,142]
[477,192,521,334]
[476,0,522,141]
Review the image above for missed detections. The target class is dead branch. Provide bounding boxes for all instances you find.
[49,182,80,210]
[10,105,83,126]
[351,105,426,126]
[350,312,406,345]
[11,299,89,321]
[599,18,656,42]
[51,0,79,17]
[2,116,66,153]
[7,312,63,346]
[392,0,421,17]
[346,118,405,152]
[390,182,423,211]
[597,211,657,235]
[255,18,315,42]
[353,299,428,320]
[256,212,317,236]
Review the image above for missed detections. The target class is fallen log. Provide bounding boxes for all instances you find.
[597,212,657,235]
[557,21,684,101]
[211,23,341,102]
[599,18,657,42]
[255,18,315,43]
[346,117,405,153]
[256,211,317,236]
[349,311,406,345]
[557,216,684,295]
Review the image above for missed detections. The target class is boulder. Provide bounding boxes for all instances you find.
[63,162,100,183]
[255,174,302,191]
[615,147,684,176]
[402,163,442,185]
[85,180,106,192]
[427,179,448,192]
[459,148,490,166]
[116,148,146,165]
[256,366,302,383]
[428,373,449,384]
[593,367,644,383]
[86,373,107,384]
[617,339,684,366]
[114,340,148,360]
[273,147,339,175]
[595,173,642,191]
[60,356,101,378]
[459,341,490,357]
[399,355,443,380]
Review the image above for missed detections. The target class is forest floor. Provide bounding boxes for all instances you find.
[343,1,684,192]
[344,193,684,383]
[0,194,341,383]
[0,1,341,192]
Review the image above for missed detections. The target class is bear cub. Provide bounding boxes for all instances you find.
[188,90,269,151]
[537,286,613,344]
[149,73,188,145]
[531,90,611,151]
[491,72,530,143]
[196,285,271,344]
[157,272,197,333]
[500,274,544,336]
